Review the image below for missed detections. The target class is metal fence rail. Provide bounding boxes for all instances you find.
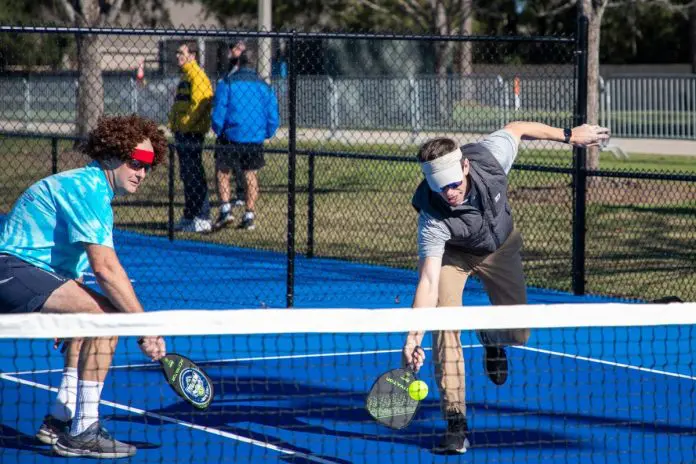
[600,75,696,139]
[3,73,696,139]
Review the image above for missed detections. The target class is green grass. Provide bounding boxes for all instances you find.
[0,134,694,302]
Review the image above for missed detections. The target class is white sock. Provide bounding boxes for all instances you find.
[50,367,78,422]
[70,380,104,436]
[220,202,231,214]
[244,211,254,220]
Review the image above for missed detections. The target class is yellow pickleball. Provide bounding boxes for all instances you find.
[408,380,428,401]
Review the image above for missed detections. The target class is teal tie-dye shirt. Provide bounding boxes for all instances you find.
[0,161,114,279]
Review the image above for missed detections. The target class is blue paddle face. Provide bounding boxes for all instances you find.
[366,368,420,429]
[160,353,213,410]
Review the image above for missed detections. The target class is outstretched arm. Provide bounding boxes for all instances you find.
[503,121,609,147]
[403,256,442,371]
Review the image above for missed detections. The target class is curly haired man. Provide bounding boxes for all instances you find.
[0,114,169,458]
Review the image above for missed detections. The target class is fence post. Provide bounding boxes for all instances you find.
[130,77,138,114]
[286,30,298,308]
[168,144,175,242]
[328,76,338,139]
[51,138,58,174]
[598,75,605,129]
[409,75,421,143]
[23,78,30,130]
[572,15,589,296]
[497,75,505,129]
[307,151,316,259]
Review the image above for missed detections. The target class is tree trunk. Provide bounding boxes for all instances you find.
[74,0,104,138]
[75,33,104,137]
[433,0,452,126]
[583,1,605,171]
[454,0,473,76]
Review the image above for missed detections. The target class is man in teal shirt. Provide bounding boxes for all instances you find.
[0,114,168,458]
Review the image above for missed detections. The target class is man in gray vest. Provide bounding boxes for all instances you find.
[402,121,610,454]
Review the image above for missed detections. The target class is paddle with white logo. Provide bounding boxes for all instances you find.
[158,353,214,410]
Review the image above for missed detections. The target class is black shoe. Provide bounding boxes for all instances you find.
[433,411,469,454]
[36,415,72,445]
[214,210,235,230]
[484,346,508,386]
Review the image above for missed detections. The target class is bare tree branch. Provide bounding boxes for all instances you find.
[532,1,579,18]
[605,0,693,13]
[353,0,391,14]
[105,0,126,23]
[398,0,436,30]
[56,0,77,24]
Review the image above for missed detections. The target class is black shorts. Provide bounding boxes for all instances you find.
[0,254,68,314]
[215,139,265,171]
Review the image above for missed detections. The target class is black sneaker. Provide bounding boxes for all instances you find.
[238,214,256,230]
[484,346,508,386]
[433,411,470,454]
[53,421,136,458]
[214,210,235,230]
[36,415,72,445]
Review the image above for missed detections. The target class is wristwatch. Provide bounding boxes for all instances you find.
[563,128,572,144]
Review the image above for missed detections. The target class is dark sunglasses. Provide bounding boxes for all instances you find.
[126,158,152,173]
[440,181,462,192]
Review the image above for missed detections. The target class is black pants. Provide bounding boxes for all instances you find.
[175,132,208,219]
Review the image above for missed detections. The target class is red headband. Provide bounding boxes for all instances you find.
[131,148,154,164]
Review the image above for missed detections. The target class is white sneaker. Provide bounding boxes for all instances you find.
[180,217,212,233]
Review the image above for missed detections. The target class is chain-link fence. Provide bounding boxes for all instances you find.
[0,26,694,307]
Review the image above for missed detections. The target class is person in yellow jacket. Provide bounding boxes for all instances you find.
[168,42,214,233]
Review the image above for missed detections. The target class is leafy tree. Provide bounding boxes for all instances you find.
[523,0,691,169]
[0,0,73,71]
[52,0,126,137]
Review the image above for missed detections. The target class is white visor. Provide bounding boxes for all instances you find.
[420,148,463,192]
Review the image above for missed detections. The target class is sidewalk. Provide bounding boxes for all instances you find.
[608,137,696,157]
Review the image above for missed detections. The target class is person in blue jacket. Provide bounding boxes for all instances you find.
[211,44,280,230]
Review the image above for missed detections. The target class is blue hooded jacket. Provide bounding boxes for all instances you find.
[211,67,280,144]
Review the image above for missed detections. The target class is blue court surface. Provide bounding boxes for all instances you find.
[1,231,694,463]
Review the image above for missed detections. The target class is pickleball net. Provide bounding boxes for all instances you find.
[0,301,695,463]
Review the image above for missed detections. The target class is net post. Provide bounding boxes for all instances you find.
[286,30,298,307]
[572,14,589,295]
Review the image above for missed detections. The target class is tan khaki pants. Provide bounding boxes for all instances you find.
[433,229,530,415]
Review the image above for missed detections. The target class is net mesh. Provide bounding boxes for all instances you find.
[1,302,695,463]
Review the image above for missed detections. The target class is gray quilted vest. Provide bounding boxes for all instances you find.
[411,142,514,255]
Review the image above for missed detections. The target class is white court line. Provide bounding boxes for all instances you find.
[1,344,692,461]
[4,344,691,382]
[513,345,696,381]
[4,346,448,376]
[0,372,342,464]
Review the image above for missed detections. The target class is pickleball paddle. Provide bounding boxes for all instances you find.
[365,367,420,429]
[159,353,214,410]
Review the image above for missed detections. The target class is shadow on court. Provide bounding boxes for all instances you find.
[0,424,46,453]
[107,372,583,454]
